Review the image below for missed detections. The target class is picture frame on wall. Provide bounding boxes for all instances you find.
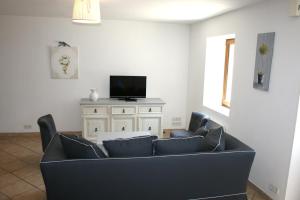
[253,32,275,91]
[50,46,79,79]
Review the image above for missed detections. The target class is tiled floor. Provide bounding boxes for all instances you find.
[0,133,269,200]
[0,134,45,200]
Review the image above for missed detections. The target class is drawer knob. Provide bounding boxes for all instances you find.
[94,109,97,113]
[149,108,152,112]
[148,126,152,131]
[122,127,125,131]
[95,128,98,132]
[122,109,125,113]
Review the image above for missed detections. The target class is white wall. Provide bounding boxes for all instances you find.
[187,0,300,199]
[285,96,300,200]
[0,16,189,132]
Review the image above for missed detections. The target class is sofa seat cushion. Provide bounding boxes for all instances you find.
[153,136,210,155]
[60,134,106,159]
[170,130,194,138]
[103,135,157,158]
[205,127,226,152]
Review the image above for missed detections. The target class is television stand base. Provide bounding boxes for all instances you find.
[118,98,137,102]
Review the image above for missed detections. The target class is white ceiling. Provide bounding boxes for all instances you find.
[0,0,264,23]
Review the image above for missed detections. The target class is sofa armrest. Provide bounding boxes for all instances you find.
[224,133,254,152]
[41,133,66,162]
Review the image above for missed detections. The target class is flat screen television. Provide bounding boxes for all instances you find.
[110,76,147,101]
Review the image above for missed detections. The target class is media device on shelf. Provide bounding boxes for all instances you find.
[110,76,147,101]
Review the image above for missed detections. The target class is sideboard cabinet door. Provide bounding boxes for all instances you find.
[138,116,162,137]
[84,117,109,139]
[111,116,136,132]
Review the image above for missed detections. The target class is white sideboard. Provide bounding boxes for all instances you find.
[80,98,165,140]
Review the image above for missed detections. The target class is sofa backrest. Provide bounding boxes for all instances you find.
[188,112,210,132]
[205,119,222,130]
[41,131,253,162]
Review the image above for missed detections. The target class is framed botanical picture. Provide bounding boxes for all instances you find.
[50,47,78,79]
[253,32,275,91]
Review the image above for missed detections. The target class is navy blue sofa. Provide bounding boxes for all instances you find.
[40,129,255,200]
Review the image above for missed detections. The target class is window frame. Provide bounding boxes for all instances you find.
[222,38,235,108]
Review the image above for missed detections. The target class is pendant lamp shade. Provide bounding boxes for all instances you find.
[72,0,101,24]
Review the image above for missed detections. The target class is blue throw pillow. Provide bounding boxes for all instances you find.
[194,126,209,137]
[103,135,157,158]
[60,134,106,159]
[153,136,209,156]
[205,127,226,152]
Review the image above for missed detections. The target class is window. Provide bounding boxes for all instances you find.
[203,34,235,116]
[222,39,235,108]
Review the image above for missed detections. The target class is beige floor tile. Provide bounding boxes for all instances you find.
[37,184,45,192]
[30,138,42,143]
[0,193,9,200]
[247,185,256,197]
[8,138,27,144]
[23,173,44,187]
[12,166,40,179]
[0,152,17,164]
[0,137,11,141]
[253,194,268,200]
[247,193,254,200]
[0,180,36,198]
[2,144,26,154]
[20,154,42,166]
[12,188,46,200]
[26,145,43,154]
[8,148,37,159]
[0,140,11,146]
[0,169,7,176]
[12,140,36,148]
[0,160,28,172]
[0,143,13,151]
[0,174,21,189]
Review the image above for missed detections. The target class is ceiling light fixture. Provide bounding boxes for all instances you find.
[72,0,101,24]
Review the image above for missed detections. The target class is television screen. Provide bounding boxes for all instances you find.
[110,76,147,98]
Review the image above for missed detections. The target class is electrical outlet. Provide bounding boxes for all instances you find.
[172,117,182,127]
[172,122,182,127]
[268,184,279,194]
[24,125,32,130]
[172,117,181,122]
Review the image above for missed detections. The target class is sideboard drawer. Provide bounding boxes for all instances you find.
[82,107,108,115]
[112,106,136,115]
[139,106,162,114]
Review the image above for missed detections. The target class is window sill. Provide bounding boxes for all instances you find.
[222,102,230,109]
[203,104,230,117]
